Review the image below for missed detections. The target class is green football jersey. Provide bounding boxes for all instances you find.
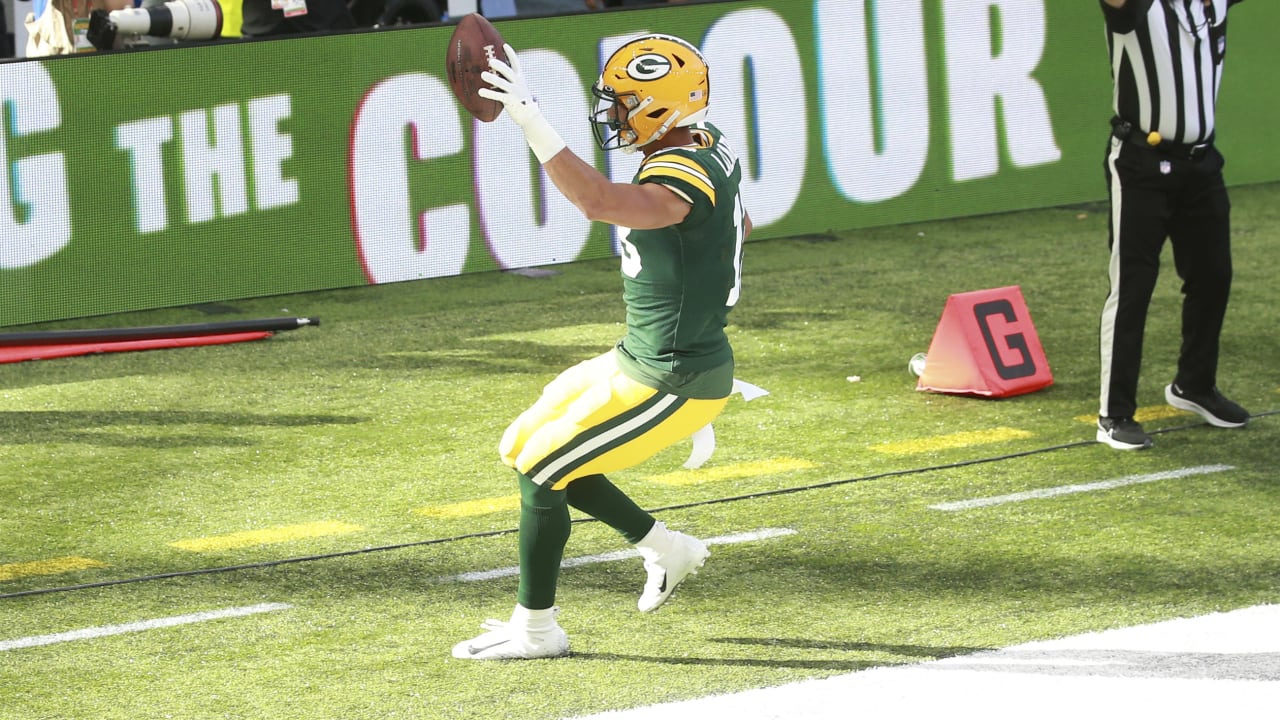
[614,123,747,400]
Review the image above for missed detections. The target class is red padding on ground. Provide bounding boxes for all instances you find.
[0,331,274,364]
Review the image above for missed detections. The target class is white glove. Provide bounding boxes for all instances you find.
[479,45,541,126]
[478,44,567,164]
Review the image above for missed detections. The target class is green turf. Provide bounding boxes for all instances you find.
[1,183,1277,719]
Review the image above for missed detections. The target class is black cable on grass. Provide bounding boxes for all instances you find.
[3,411,1275,601]
[0,527,523,600]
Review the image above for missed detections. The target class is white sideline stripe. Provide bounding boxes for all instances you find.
[439,528,797,584]
[953,657,1127,668]
[929,464,1234,511]
[569,605,1280,720]
[0,603,292,652]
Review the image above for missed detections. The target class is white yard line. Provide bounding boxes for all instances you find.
[0,602,292,652]
[1,529,797,651]
[570,605,1280,720]
[929,464,1235,511]
[438,528,797,583]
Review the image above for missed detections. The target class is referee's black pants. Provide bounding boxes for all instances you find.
[1099,138,1233,420]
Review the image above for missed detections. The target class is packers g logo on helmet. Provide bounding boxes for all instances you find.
[627,54,673,81]
[591,35,710,153]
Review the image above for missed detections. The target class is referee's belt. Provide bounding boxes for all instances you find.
[1111,118,1212,161]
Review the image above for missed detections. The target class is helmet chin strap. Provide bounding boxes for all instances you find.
[632,106,683,150]
[648,110,682,145]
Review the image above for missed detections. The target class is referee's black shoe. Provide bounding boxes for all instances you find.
[1165,384,1250,428]
[1097,416,1153,450]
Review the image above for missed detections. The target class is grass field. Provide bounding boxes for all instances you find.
[2,182,1278,719]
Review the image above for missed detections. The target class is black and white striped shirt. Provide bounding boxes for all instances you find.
[1103,0,1245,145]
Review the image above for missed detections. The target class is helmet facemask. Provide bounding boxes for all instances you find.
[590,84,644,153]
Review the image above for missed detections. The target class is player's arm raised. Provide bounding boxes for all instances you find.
[480,45,691,231]
[541,152,690,229]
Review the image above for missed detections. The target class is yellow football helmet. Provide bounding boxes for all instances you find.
[591,34,710,152]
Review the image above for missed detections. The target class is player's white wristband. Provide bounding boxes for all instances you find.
[520,112,567,164]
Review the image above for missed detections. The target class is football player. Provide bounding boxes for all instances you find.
[451,34,752,660]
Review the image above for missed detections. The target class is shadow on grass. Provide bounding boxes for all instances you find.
[331,340,602,374]
[0,410,365,447]
[709,637,987,658]
[574,646,1280,679]
[570,637,984,670]
[569,651,880,671]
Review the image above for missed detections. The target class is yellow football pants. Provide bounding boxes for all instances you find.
[499,350,728,490]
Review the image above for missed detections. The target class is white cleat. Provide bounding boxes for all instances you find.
[637,528,710,613]
[451,614,569,661]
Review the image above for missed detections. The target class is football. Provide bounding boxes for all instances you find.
[445,13,509,123]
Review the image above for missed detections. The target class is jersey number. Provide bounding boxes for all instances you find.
[725,191,745,307]
[619,229,642,279]
[617,192,746,307]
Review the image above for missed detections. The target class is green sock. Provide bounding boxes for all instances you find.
[517,473,570,610]
[565,473,655,544]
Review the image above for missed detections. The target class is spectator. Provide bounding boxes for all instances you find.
[217,0,242,37]
[25,0,130,56]
[239,0,354,37]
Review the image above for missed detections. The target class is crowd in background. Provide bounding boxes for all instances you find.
[3,0,688,59]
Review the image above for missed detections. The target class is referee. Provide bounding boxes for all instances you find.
[1096,0,1250,450]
